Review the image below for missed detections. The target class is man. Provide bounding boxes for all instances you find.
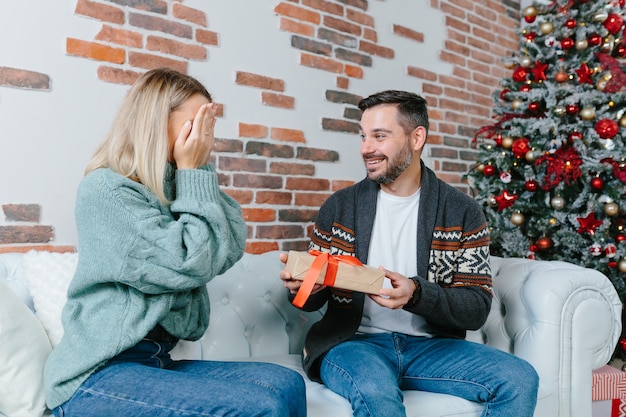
[279,90,539,417]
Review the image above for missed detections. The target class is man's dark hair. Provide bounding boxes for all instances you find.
[358,90,429,135]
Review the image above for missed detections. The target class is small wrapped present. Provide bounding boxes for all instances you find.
[592,364,626,417]
[285,250,385,307]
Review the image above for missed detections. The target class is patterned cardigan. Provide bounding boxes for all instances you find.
[290,161,492,382]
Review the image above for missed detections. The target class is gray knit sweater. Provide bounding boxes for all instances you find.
[43,164,247,409]
[292,161,492,382]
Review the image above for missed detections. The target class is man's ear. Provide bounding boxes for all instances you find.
[411,126,428,151]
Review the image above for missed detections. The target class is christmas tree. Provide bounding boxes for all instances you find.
[465,0,626,357]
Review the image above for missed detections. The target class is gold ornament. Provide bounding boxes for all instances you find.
[476,163,485,173]
[511,99,523,110]
[550,196,565,210]
[488,196,498,208]
[525,150,537,162]
[523,6,538,19]
[594,12,609,22]
[579,107,596,121]
[520,56,532,68]
[576,39,588,50]
[510,212,525,226]
[554,106,566,116]
[502,136,514,148]
[620,115,626,127]
[555,71,569,83]
[605,202,619,216]
[540,22,554,35]
[619,258,626,274]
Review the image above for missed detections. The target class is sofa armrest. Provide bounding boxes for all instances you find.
[474,256,622,417]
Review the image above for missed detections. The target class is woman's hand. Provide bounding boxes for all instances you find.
[173,103,217,169]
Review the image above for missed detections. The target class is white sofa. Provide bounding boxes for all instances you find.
[0,250,621,417]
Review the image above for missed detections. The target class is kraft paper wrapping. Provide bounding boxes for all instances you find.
[285,250,384,294]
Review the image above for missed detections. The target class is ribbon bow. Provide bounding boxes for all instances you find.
[292,250,363,308]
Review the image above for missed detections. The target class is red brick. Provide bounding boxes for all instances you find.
[245,241,280,254]
[0,226,54,244]
[294,192,332,207]
[393,24,424,43]
[97,66,142,85]
[280,17,316,37]
[196,29,219,46]
[75,0,124,24]
[146,35,207,60]
[286,177,330,191]
[270,162,315,176]
[239,123,268,138]
[301,0,344,16]
[222,188,254,204]
[332,180,355,191]
[346,8,374,27]
[256,225,306,239]
[344,64,363,79]
[274,2,321,25]
[218,156,267,173]
[256,191,293,205]
[236,71,285,92]
[300,53,343,73]
[95,26,143,48]
[67,38,125,64]
[243,208,277,222]
[0,245,75,254]
[0,67,49,90]
[262,92,295,109]
[172,3,207,26]
[129,12,192,39]
[128,51,187,73]
[2,204,40,222]
[270,127,306,142]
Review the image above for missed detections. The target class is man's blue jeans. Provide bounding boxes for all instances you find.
[53,339,306,417]
[320,333,539,417]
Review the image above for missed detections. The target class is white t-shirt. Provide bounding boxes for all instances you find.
[357,188,432,336]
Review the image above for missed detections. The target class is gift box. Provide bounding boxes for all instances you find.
[592,364,626,417]
[285,250,385,307]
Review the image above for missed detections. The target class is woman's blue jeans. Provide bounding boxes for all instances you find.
[53,339,306,417]
[320,333,538,417]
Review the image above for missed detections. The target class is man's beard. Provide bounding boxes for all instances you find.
[366,144,413,185]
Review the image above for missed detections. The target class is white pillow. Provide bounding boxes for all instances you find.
[0,279,52,417]
[21,251,78,347]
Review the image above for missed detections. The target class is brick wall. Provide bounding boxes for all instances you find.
[0,0,520,253]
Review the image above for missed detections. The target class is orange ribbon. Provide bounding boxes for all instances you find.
[292,250,363,308]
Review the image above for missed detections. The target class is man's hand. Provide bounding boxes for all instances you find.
[369,268,417,309]
[279,252,326,296]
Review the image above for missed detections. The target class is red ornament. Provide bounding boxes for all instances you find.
[565,18,577,29]
[590,176,604,190]
[535,146,583,189]
[576,212,603,235]
[529,244,538,252]
[620,337,626,352]
[595,118,620,139]
[520,84,531,92]
[524,32,538,42]
[569,131,583,142]
[483,164,496,176]
[532,61,548,82]
[561,38,574,49]
[617,234,626,243]
[589,34,602,46]
[528,102,541,112]
[499,89,510,100]
[494,190,518,211]
[566,104,580,114]
[512,138,531,158]
[601,158,626,184]
[536,237,553,250]
[524,15,536,23]
[513,67,529,82]
[575,63,594,84]
[609,261,618,268]
[525,180,539,192]
[605,242,618,258]
[603,13,624,35]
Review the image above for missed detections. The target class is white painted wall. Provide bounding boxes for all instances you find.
[0,0,452,246]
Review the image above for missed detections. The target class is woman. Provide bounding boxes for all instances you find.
[43,68,306,417]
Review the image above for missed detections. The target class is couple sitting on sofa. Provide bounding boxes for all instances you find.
[45,68,538,417]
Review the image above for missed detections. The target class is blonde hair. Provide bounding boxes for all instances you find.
[86,68,212,203]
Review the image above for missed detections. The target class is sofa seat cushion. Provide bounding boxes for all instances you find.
[232,354,484,417]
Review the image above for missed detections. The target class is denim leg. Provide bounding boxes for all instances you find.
[320,333,406,417]
[54,340,306,417]
[399,336,539,417]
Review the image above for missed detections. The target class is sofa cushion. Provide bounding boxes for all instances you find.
[0,279,52,417]
[21,251,77,347]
